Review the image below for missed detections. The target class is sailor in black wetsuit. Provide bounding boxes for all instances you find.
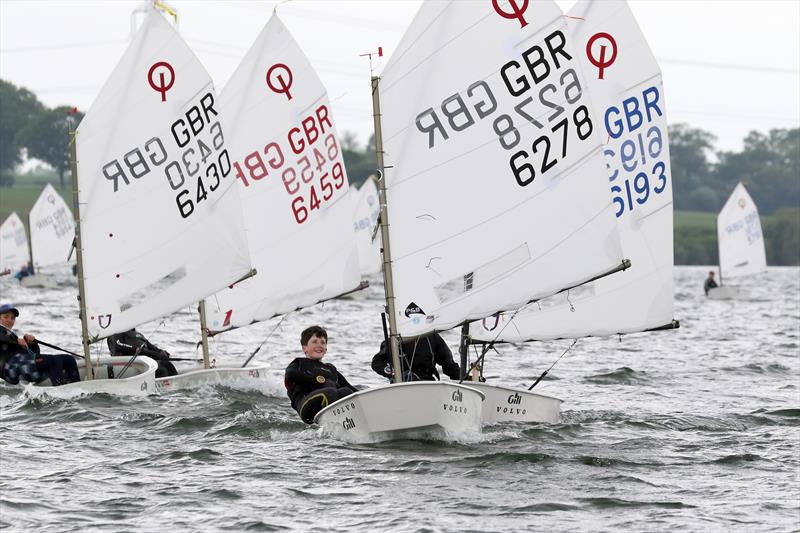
[0,304,80,386]
[704,271,718,295]
[107,328,178,378]
[285,325,356,424]
[371,333,461,382]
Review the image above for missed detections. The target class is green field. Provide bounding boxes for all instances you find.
[0,181,70,235]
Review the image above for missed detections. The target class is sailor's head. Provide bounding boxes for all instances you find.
[708,271,715,278]
[0,304,20,328]
[301,325,328,361]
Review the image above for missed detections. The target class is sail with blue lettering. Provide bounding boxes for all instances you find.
[0,212,30,274]
[76,11,252,339]
[29,184,75,270]
[203,14,360,332]
[474,0,676,342]
[717,182,766,279]
[378,0,625,338]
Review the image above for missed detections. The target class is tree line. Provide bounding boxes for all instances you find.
[1,79,797,265]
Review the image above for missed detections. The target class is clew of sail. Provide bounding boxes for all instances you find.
[379,0,625,338]
[76,11,252,340]
[353,176,382,276]
[203,14,361,333]
[0,212,30,273]
[29,183,75,269]
[717,182,767,279]
[473,0,676,342]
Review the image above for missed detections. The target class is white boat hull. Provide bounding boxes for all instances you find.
[155,365,270,392]
[707,286,743,300]
[314,381,484,442]
[461,381,562,424]
[25,356,158,398]
[20,274,58,289]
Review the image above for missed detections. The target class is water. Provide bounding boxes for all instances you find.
[1,266,798,532]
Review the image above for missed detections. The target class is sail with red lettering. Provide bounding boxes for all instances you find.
[0,212,30,274]
[204,14,360,332]
[29,184,75,270]
[474,0,676,342]
[76,11,252,339]
[378,0,625,338]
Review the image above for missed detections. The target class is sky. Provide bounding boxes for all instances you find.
[1,0,799,154]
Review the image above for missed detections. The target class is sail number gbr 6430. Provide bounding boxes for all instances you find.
[101,92,231,220]
[414,29,594,187]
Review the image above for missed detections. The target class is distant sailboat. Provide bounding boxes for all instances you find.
[20,184,76,288]
[352,176,381,276]
[469,0,678,424]
[707,182,767,300]
[315,0,630,440]
[0,212,30,278]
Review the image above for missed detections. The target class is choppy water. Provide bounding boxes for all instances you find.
[1,266,798,532]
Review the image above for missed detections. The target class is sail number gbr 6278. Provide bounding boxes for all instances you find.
[101,92,231,219]
[414,30,594,187]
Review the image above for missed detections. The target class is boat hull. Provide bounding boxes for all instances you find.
[314,381,484,442]
[155,365,270,392]
[24,356,158,397]
[460,382,562,424]
[707,286,742,300]
[20,274,58,289]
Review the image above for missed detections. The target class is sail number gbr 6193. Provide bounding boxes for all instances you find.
[101,92,231,219]
[414,30,594,187]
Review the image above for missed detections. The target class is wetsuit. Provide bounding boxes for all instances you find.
[107,329,177,378]
[285,357,355,424]
[0,326,80,386]
[371,333,461,382]
[704,277,718,295]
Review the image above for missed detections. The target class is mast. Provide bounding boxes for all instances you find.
[459,322,470,381]
[371,75,403,382]
[715,216,723,285]
[198,300,211,369]
[69,130,94,379]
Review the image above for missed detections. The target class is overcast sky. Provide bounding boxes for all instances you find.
[1,0,798,153]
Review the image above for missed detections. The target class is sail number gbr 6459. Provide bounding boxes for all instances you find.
[414,30,594,187]
[101,92,231,220]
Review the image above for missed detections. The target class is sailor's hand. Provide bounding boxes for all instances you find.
[23,334,35,343]
[18,338,28,348]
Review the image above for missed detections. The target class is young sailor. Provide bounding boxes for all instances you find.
[0,303,80,386]
[285,325,356,424]
[371,333,462,382]
[704,271,718,295]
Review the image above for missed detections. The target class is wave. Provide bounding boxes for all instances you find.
[584,367,649,385]
[578,497,695,509]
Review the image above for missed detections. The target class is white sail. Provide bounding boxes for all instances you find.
[717,182,767,279]
[353,176,382,276]
[76,11,252,339]
[29,184,75,269]
[0,212,30,273]
[379,0,624,337]
[204,14,360,332]
[473,0,675,342]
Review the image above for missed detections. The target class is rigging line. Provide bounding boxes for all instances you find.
[528,339,577,390]
[241,313,290,368]
[460,304,528,383]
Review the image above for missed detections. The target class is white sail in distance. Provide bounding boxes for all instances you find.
[474,0,676,342]
[378,0,625,338]
[76,10,252,340]
[0,212,30,273]
[204,14,360,332]
[717,182,767,279]
[353,176,381,276]
[29,184,75,269]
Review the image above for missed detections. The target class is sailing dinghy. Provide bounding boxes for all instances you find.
[706,182,766,300]
[0,213,30,278]
[39,7,267,397]
[316,0,630,440]
[190,14,364,395]
[469,0,678,424]
[20,184,76,289]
